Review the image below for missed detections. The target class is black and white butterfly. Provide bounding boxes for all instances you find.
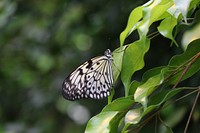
[62,49,113,101]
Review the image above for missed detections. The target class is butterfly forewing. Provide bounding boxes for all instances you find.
[62,49,113,100]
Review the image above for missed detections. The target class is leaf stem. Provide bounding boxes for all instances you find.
[184,87,200,133]
[172,52,200,89]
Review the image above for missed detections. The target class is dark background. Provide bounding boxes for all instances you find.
[0,0,199,133]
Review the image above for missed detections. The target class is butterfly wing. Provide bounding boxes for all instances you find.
[62,55,113,100]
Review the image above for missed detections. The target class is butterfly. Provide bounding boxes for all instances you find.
[62,49,113,101]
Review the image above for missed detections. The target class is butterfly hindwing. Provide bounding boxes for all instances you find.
[62,49,113,100]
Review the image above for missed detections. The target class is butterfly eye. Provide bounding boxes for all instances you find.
[62,49,113,100]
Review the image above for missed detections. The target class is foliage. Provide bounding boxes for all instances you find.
[85,0,200,132]
[1,0,200,133]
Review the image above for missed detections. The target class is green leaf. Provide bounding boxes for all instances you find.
[138,0,173,37]
[189,0,200,11]
[174,0,192,22]
[85,111,121,133]
[134,39,200,105]
[142,66,165,82]
[146,88,182,109]
[124,88,184,131]
[86,96,135,133]
[134,72,165,107]
[169,39,200,66]
[159,117,174,133]
[120,0,174,44]
[121,38,150,96]
[158,16,178,46]
[124,107,143,125]
[161,105,187,127]
[128,88,185,128]
[121,106,144,133]
[120,6,143,45]
[103,96,135,112]
[113,46,128,82]
[182,23,200,50]
[128,80,141,96]
[108,46,128,103]
[166,39,200,84]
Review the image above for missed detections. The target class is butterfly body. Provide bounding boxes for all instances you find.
[62,49,113,100]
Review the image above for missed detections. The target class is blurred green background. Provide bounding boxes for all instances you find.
[0,0,199,133]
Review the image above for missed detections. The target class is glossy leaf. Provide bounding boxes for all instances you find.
[142,66,165,82]
[103,96,135,112]
[134,72,165,106]
[158,16,178,46]
[166,39,200,85]
[121,39,150,96]
[86,96,135,133]
[124,88,184,131]
[109,46,128,102]
[125,107,143,124]
[182,23,200,50]
[120,6,143,45]
[174,0,191,22]
[134,39,200,105]
[85,111,120,133]
[138,0,173,37]
[128,80,141,96]
[113,46,128,82]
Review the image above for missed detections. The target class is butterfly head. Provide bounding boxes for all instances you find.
[104,49,112,58]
